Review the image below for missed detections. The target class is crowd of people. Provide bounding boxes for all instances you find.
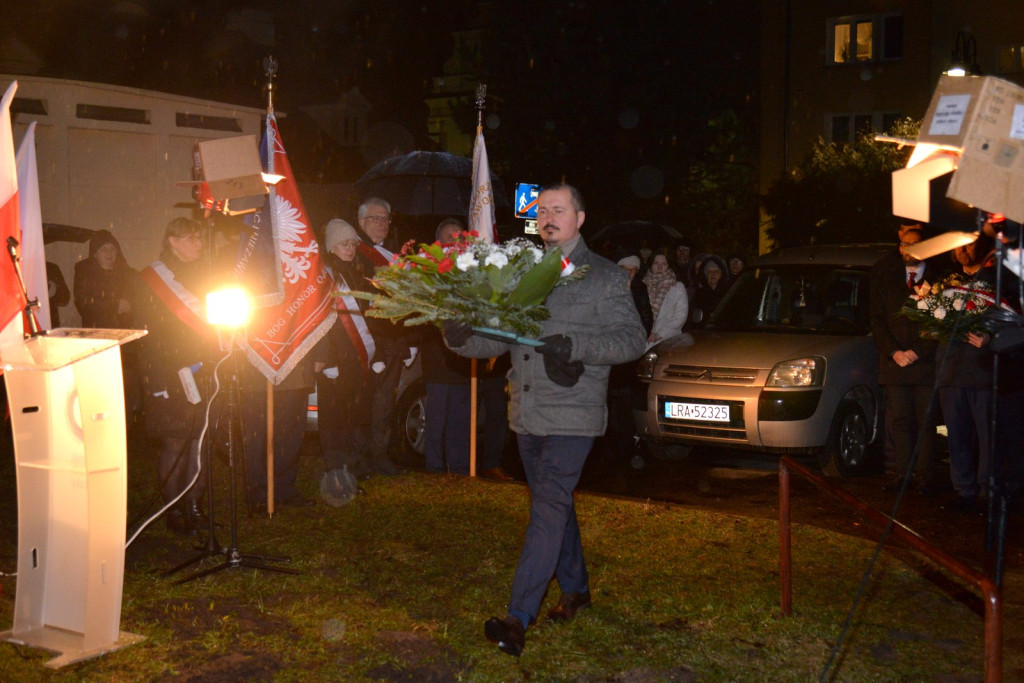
[869,218,1024,517]
[602,240,748,345]
[54,186,1024,659]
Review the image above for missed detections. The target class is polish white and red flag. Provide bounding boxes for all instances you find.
[16,122,48,330]
[468,130,496,244]
[0,81,25,345]
[235,113,335,384]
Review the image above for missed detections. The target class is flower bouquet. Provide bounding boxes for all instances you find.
[355,232,587,341]
[900,272,1010,342]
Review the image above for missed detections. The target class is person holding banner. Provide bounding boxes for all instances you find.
[314,218,378,483]
[134,217,217,536]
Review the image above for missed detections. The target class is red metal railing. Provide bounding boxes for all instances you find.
[778,456,1002,682]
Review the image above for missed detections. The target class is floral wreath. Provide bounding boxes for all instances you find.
[900,272,1013,342]
[348,231,587,339]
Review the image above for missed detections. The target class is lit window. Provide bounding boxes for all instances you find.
[997,45,1024,74]
[828,14,902,65]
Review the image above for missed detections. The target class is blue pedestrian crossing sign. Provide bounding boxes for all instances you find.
[515,183,541,219]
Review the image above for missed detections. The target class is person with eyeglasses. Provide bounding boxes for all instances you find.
[356,197,395,267]
[355,197,416,475]
[133,217,217,536]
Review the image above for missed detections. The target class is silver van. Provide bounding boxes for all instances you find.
[637,244,892,476]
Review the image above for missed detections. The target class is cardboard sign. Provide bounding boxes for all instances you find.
[918,75,1024,222]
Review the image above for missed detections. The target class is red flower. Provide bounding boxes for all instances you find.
[400,239,417,255]
[965,301,977,311]
[437,257,454,273]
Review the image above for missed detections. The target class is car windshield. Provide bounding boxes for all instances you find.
[708,265,871,335]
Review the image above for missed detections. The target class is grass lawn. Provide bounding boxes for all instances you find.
[1,462,1022,681]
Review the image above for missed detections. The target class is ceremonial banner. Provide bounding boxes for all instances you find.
[240,114,335,384]
[468,130,496,244]
[16,122,48,329]
[0,81,25,345]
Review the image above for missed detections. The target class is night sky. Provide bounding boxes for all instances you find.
[3,0,761,246]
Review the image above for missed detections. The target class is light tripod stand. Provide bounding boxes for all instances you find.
[169,289,298,584]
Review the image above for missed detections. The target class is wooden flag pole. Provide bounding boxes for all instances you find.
[469,83,488,478]
[264,58,276,516]
[266,379,274,516]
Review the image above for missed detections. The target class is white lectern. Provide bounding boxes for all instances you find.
[0,328,146,668]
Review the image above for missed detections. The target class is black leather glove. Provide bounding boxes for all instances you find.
[442,320,474,347]
[537,335,572,363]
[537,335,583,387]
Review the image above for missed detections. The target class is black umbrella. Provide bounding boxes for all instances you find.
[587,220,683,254]
[42,223,96,244]
[356,150,508,216]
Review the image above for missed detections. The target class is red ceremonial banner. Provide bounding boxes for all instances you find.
[242,115,336,384]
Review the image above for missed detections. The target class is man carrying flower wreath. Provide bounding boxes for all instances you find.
[442,183,647,657]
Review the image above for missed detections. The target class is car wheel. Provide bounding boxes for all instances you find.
[819,399,869,477]
[646,442,693,461]
[394,381,427,461]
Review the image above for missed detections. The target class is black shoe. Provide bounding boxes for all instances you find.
[282,496,316,508]
[917,478,951,497]
[546,590,592,623]
[484,615,525,657]
[166,509,197,537]
[369,458,399,476]
[940,495,977,514]
[479,467,514,481]
[882,476,911,494]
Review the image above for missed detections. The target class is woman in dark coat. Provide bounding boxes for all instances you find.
[133,217,217,535]
[74,229,137,329]
[315,219,380,482]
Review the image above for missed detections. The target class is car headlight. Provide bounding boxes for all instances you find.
[636,350,658,380]
[765,357,824,388]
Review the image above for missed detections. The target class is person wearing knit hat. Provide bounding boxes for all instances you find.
[315,216,380,488]
[617,255,641,270]
[324,218,360,255]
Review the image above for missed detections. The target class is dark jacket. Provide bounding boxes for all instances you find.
[132,253,218,438]
[452,237,647,436]
[74,258,138,328]
[869,252,939,386]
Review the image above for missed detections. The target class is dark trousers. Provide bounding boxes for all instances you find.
[508,433,594,624]
[479,376,508,470]
[317,374,371,473]
[425,383,471,474]
[883,383,939,479]
[940,385,992,499]
[370,360,404,463]
[241,387,307,505]
[159,437,203,506]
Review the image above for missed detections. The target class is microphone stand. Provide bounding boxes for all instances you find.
[5,237,44,337]
[172,336,297,584]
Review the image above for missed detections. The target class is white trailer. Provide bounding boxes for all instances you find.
[1,74,264,326]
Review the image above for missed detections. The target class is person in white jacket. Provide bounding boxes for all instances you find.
[642,249,688,348]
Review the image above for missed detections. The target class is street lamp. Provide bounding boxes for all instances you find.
[947,31,981,77]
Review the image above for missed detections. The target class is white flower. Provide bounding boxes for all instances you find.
[527,246,543,263]
[934,307,947,320]
[485,251,509,268]
[917,299,929,310]
[952,298,964,311]
[456,252,479,271]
